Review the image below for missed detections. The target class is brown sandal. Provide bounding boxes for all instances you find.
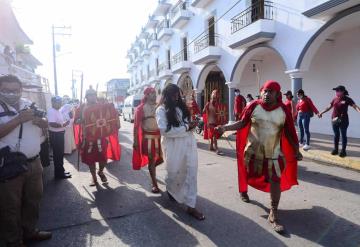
[187,208,205,221]
[97,171,108,183]
[151,186,161,194]
[89,180,98,186]
[268,209,285,233]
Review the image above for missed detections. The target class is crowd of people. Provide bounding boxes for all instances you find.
[0,73,359,246]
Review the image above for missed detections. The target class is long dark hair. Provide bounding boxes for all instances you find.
[159,84,190,132]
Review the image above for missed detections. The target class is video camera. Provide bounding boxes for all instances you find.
[26,103,46,118]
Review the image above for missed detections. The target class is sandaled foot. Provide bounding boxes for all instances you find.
[240,192,250,203]
[97,171,108,183]
[216,150,224,156]
[151,186,161,194]
[268,210,285,233]
[209,147,215,152]
[89,180,98,186]
[187,208,205,221]
[167,191,176,202]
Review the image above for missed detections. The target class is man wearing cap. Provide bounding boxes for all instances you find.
[74,87,121,186]
[216,80,302,233]
[234,89,246,121]
[319,85,360,157]
[47,96,71,179]
[133,87,163,193]
[203,89,228,155]
[284,90,296,120]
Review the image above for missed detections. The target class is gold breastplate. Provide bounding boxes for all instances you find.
[245,105,285,159]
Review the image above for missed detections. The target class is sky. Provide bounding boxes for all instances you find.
[11,0,157,97]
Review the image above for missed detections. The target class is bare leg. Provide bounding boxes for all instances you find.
[210,138,215,151]
[149,161,160,193]
[97,162,108,183]
[89,164,97,186]
[268,181,284,233]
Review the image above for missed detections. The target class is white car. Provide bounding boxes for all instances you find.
[122,94,142,122]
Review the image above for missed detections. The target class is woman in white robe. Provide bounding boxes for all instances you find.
[156,84,205,220]
[60,103,76,154]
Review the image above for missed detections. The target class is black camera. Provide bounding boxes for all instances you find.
[29,103,46,118]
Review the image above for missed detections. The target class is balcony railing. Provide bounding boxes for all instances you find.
[156,19,170,33]
[149,33,158,42]
[231,1,274,34]
[158,61,171,72]
[172,50,188,66]
[170,1,189,19]
[194,33,218,53]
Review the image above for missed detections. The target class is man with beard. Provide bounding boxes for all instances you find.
[133,87,163,193]
[203,90,227,155]
[156,84,205,220]
[216,80,302,233]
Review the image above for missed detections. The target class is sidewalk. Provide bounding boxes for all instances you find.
[214,132,360,171]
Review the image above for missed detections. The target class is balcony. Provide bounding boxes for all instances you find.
[303,0,359,18]
[154,0,172,16]
[135,56,143,65]
[157,19,173,41]
[158,61,172,79]
[145,15,159,29]
[148,33,160,51]
[148,69,160,83]
[171,50,191,74]
[9,64,42,88]
[191,0,213,8]
[229,1,275,49]
[140,47,150,58]
[170,1,192,29]
[192,34,221,65]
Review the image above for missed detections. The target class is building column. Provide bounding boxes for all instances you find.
[226,81,236,123]
[286,70,304,103]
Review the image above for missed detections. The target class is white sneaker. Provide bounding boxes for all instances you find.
[303,144,311,150]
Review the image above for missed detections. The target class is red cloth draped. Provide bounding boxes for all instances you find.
[203,102,228,140]
[236,100,298,193]
[74,105,121,166]
[132,103,148,170]
[234,95,246,120]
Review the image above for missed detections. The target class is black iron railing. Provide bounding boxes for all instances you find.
[158,60,171,72]
[172,50,188,66]
[148,33,158,42]
[231,1,274,34]
[170,1,189,19]
[194,33,218,53]
[156,19,170,34]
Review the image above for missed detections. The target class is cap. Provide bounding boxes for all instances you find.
[332,85,346,91]
[51,96,62,102]
[284,90,293,96]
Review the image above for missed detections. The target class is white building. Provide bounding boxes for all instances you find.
[0,0,51,109]
[126,0,360,138]
[106,78,130,107]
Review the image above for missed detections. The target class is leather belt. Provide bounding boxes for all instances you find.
[27,155,39,162]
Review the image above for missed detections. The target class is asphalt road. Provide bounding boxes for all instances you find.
[33,119,360,247]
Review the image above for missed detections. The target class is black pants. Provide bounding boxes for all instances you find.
[49,131,65,176]
[332,119,349,152]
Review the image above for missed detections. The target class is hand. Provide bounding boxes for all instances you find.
[17,109,35,124]
[32,117,48,128]
[317,113,322,118]
[188,121,197,131]
[296,150,303,161]
[62,120,70,127]
[215,125,225,135]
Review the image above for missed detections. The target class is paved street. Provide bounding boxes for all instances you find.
[33,119,360,247]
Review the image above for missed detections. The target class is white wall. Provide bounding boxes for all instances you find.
[303,27,360,138]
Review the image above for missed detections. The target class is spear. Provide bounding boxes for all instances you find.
[77,73,84,171]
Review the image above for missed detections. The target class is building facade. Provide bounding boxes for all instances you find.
[126,0,360,138]
[0,0,51,109]
[106,78,130,107]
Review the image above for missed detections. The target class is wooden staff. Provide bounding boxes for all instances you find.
[77,73,84,171]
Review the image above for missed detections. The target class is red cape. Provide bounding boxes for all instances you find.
[74,105,121,163]
[234,95,246,116]
[236,100,298,193]
[132,103,148,170]
[203,102,228,140]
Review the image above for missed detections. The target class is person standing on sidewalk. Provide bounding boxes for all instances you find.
[216,80,302,233]
[156,84,205,221]
[295,89,320,150]
[47,96,71,179]
[284,90,296,120]
[319,85,360,157]
[0,75,51,246]
[234,89,246,121]
[133,87,163,193]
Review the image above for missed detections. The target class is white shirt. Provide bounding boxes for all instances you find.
[156,106,190,138]
[47,107,65,132]
[0,98,43,158]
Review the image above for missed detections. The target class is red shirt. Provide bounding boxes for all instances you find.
[296,97,319,115]
[331,96,355,119]
[234,95,246,117]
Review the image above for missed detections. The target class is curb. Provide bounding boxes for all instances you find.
[225,134,360,171]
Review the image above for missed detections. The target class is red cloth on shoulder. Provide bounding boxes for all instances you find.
[236,100,298,193]
[132,103,148,170]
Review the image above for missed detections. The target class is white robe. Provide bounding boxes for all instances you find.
[60,104,76,154]
[156,106,198,208]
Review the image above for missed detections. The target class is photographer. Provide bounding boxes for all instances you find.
[47,96,71,179]
[0,75,51,246]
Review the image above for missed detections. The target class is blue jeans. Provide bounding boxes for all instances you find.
[298,112,311,145]
[332,118,349,152]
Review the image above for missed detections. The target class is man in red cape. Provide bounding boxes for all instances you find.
[189,92,200,121]
[132,87,163,193]
[234,89,246,121]
[203,89,227,155]
[216,80,302,233]
[74,87,121,186]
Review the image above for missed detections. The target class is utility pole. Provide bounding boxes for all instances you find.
[52,25,71,96]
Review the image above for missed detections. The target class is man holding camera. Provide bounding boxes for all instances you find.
[0,75,51,246]
[47,96,71,179]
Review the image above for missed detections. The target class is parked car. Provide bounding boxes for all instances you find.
[122,94,142,122]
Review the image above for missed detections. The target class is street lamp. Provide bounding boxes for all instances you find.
[52,25,71,96]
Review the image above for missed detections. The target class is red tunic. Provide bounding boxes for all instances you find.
[234,95,246,120]
[203,102,228,140]
[236,100,298,193]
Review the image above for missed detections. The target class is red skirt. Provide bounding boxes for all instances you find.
[142,131,163,166]
[81,138,108,165]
